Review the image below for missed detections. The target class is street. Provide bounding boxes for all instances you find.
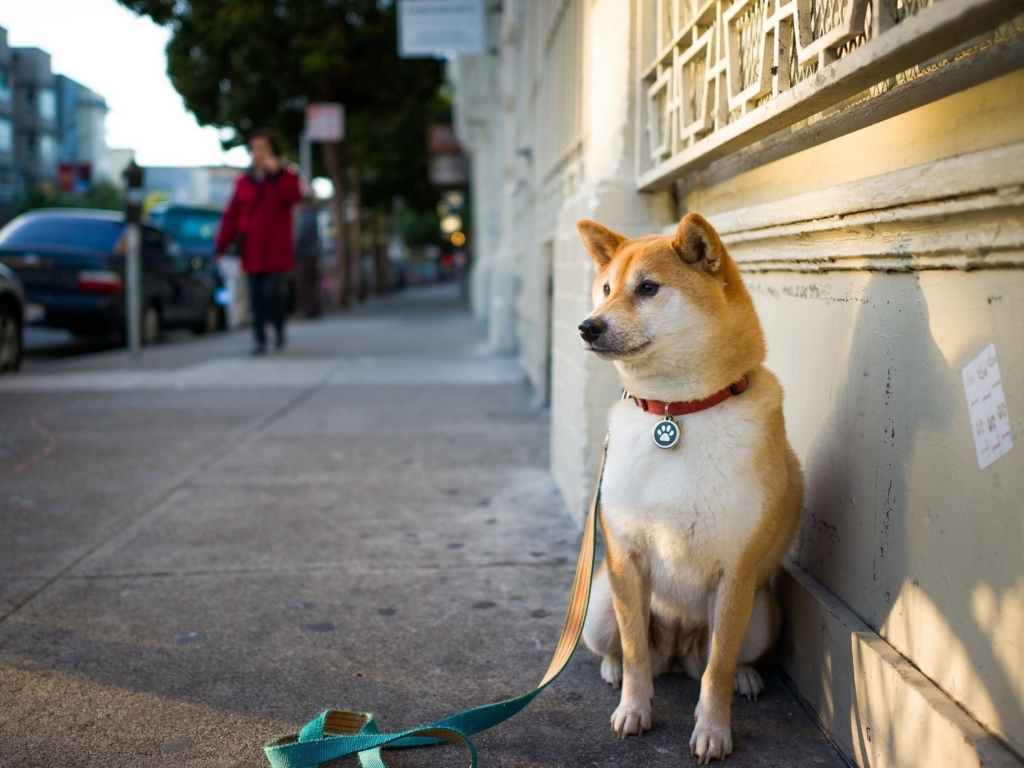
[0,285,845,767]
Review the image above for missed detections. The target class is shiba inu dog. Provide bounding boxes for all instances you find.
[576,213,803,763]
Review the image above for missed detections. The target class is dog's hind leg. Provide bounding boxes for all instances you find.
[677,625,709,681]
[677,587,778,700]
[648,612,678,678]
[582,562,623,688]
[733,586,781,700]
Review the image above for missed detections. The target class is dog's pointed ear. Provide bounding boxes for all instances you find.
[672,213,725,274]
[577,220,627,268]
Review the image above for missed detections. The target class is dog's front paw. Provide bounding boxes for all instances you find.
[600,655,623,688]
[610,698,651,738]
[690,700,732,764]
[733,664,763,700]
[689,720,733,764]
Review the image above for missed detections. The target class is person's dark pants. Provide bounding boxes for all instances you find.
[295,258,321,318]
[247,271,286,348]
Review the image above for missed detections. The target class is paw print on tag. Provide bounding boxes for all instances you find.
[652,417,681,449]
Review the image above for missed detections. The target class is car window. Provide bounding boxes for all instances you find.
[162,211,222,247]
[0,216,123,251]
[147,208,166,228]
[143,228,192,271]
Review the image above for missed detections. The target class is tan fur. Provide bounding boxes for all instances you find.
[576,214,803,763]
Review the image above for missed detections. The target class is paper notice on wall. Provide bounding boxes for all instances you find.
[962,343,1014,470]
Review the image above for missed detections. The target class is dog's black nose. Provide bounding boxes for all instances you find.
[579,318,606,343]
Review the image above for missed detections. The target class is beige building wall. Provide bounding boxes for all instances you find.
[450,35,501,325]
[711,70,1024,762]
[549,0,675,511]
[452,1,1024,765]
[450,14,516,351]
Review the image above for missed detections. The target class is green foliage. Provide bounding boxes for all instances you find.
[84,180,125,210]
[17,180,123,215]
[118,0,448,213]
[401,207,442,249]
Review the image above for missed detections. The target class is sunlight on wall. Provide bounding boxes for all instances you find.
[973,577,1024,720]
[583,0,632,183]
[881,580,1002,738]
[921,274,1001,368]
[850,630,943,768]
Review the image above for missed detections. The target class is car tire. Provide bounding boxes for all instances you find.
[0,302,22,373]
[193,301,220,335]
[142,304,161,346]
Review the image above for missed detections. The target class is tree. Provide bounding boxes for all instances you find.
[17,179,123,215]
[119,0,448,304]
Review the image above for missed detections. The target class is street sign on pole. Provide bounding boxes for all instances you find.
[427,123,467,187]
[398,0,486,59]
[429,154,469,186]
[428,124,463,154]
[305,103,345,143]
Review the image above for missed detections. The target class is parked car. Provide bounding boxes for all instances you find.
[0,209,221,344]
[147,202,230,322]
[147,202,222,268]
[0,261,24,373]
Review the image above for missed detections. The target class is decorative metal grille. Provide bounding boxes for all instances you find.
[537,0,584,184]
[637,0,1022,190]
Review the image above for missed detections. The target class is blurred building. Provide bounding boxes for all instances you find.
[56,74,112,189]
[0,24,116,225]
[142,165,241,207]
[11,46,58,192]
[451,2,1024,767]
[0,28,15,223]
[108,147,136,189]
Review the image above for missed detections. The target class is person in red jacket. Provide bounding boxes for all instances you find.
[214,128,302,354]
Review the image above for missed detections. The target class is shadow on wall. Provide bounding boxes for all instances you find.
[796,269,1024,763]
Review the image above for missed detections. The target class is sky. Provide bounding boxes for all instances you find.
[0,0,250,168]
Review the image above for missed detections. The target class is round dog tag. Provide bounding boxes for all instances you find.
[652,415,681,449]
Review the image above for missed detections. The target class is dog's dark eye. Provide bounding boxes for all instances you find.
[603,284,610,296]
[637,280,659,298]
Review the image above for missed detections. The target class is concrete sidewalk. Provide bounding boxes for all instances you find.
[0,284,845,767]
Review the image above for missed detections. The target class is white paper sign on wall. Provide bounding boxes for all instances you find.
[962,343,1014,470]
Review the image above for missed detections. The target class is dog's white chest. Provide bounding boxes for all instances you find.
[600,399,764,597]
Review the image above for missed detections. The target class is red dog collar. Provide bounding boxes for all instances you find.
[632,376,748,416]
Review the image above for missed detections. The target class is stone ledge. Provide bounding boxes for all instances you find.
[778,563,1023,768]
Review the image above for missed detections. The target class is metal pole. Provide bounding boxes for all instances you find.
[122,160,145,361]
[299,129,312,186]
[125,222,141,360]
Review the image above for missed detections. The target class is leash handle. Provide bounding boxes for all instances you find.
[264,438,609,768]
[265,710,477,768]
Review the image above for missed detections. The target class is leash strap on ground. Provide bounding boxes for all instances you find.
[264,439,608,768]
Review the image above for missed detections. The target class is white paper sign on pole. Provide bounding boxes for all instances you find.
[398,0,486,59]
[962,343,1014,470]
[305,103,345,142]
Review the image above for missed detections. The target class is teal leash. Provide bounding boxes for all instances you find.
[264,439,608,768]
